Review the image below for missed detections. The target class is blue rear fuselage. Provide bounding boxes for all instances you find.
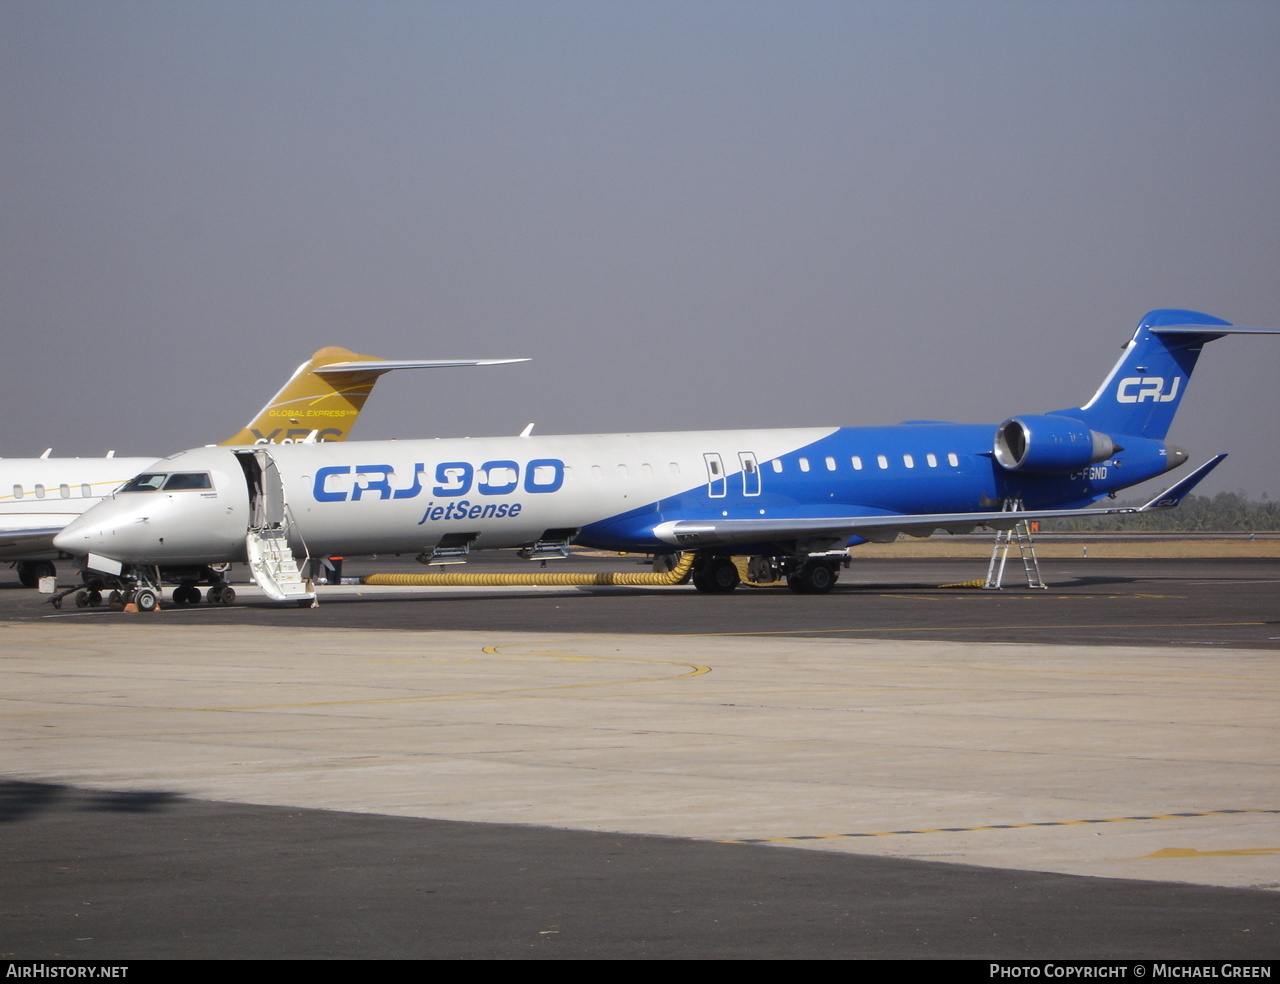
[576,421,1175,553]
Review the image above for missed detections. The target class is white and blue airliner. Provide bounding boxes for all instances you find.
[54,310,1276,606]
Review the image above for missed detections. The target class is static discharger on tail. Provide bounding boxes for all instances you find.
[52,310,1278,608]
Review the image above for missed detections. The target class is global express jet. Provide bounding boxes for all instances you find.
[3,348,525,587]
[54,310,1276,608]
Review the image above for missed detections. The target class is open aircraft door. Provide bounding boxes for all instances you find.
[233,448,316,605]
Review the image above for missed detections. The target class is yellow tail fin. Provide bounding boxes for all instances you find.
[220,347,393,445]
[220,349,529,445]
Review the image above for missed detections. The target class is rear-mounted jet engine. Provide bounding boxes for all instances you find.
[993,415,1120,472]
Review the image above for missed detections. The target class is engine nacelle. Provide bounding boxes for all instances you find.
[993,415,1119,472]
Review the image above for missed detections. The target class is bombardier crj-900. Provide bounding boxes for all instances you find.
[55,310,1277,608]
[3,348,525,589]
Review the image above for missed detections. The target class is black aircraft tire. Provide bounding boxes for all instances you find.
[791,561,837,595]
[18,561,55,588]
[693,558,740,594]
[652,553,678,574]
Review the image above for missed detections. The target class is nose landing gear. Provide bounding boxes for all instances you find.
[47,565,237,611]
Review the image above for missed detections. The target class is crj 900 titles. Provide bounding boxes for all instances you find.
[313,458,566,524]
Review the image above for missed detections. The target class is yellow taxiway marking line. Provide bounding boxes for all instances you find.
[2,642,711,715]
[167,656,712,711]
[720,809,1280,845]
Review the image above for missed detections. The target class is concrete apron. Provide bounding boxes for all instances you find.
[2,621,1276,891]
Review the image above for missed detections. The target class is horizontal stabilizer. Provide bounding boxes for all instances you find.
[1151,325,1280,336]
[315,358,529,375]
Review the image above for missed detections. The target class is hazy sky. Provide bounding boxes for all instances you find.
[4,1,1278,497]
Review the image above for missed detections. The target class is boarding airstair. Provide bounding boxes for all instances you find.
[984,497,1047,590]
[236,448,317,606]
[247,527,315,605]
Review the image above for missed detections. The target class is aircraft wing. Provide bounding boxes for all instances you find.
[0,526,65,559]
[653,455,1227,549]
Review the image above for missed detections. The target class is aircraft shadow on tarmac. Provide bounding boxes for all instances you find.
[1,780,182,823]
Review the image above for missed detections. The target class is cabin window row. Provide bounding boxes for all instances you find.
[771,452,961,473]
[567,450,965,486]
[10,483,97,500]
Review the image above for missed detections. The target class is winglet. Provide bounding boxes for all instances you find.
[1137,454,1227,510]
[220,350,529,446]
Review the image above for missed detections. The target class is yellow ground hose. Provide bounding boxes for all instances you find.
[361,552,696,587]
[361,554,986,590]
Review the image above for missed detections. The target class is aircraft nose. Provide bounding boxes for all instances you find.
[52,512,97,555]
[54,501,157,563]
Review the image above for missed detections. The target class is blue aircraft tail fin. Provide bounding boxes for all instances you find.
[1057,309,1234,441]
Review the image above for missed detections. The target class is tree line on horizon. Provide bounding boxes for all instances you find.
[1043,491,1279,533]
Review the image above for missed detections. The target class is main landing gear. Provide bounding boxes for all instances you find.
[16,560,57,588]
[691,556,741,593]
[786,557,841,595]
[169,581,234,605]
[690,553,848,594]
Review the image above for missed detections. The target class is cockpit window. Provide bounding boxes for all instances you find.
[162,472,213,491]
[121,473,168,492]
[119,472,212,492]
